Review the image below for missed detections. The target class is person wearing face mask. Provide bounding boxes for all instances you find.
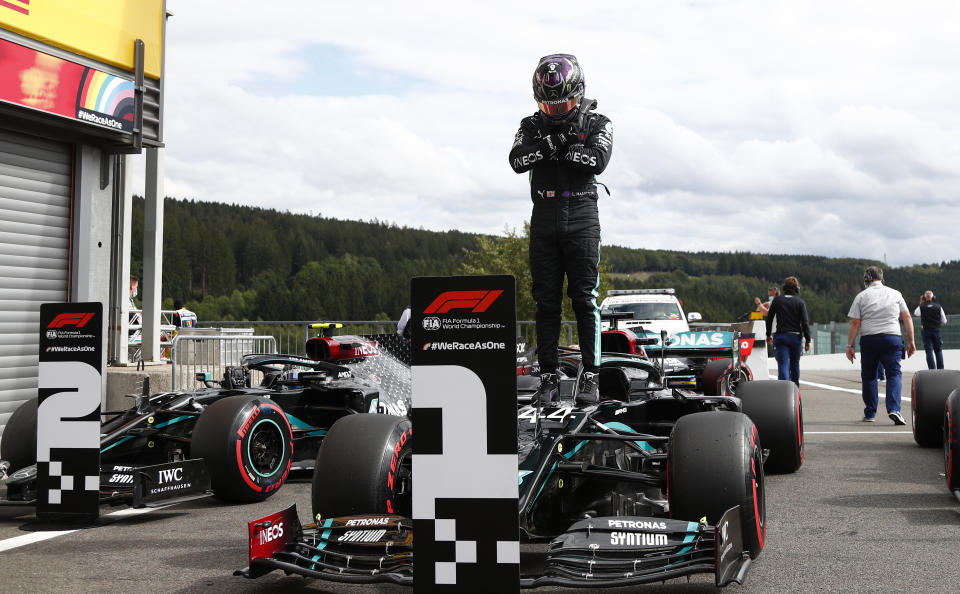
[765,277,810,386]
[754,286,779,317]
[129,275,141,326]
[509,53,613,406]
[845,266,916,424]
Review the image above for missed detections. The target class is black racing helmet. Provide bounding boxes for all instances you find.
[532,54,584,121]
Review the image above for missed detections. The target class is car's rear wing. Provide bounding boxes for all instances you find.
[646,330,753,363]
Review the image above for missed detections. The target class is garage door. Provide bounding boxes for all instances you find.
[0,129,71,436]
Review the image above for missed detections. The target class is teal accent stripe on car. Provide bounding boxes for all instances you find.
[286,413,326,437]
[591,244,601,368]
[602,421,654,452]
[100,435,134,453]
[532,461,559,506]
[317,518,334,551]
[532,440,590,505]
[155,415,190,429]
[677,520,699,555]
[285,413,311,428]
[664,521,701,565]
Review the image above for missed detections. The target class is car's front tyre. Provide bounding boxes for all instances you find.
[737,379,803,473]
[0,397,37,471]
[312,414,412,519]
[668,411,765,559]
[190,395,293,502]
[945,389,960,494]
[912,370,960,447]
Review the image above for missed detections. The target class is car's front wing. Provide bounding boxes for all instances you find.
[235,505,413,585]
[0,458,211,508]
[521,506,750,588]
[235,505,750,588]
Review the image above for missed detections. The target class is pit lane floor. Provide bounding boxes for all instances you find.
[1,370,958,593]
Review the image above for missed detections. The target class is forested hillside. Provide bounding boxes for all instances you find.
[602,247,959,323]
[132,198,960,323]
[131,198,477,321]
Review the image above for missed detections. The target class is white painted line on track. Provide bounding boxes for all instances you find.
[0,529,77,553]
[0,504,171,553]
[103,504,171,519]
[799,380,860,394]
[804,431,912,435]
[799,379,911,402]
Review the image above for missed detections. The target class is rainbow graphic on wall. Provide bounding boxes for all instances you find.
[75,68,135,132]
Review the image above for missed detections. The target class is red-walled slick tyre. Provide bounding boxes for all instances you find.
[190,395,293,502]
[312,414,412,520]
[668,411,765,559]
[701,358,752,396]
[737,380,804,474]
[945,389,960,494]
[911,370,960,447]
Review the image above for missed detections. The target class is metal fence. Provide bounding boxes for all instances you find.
[170,334,277,390]
[200,320,579,356]
[808,314,960,354]
[193,314,960,364]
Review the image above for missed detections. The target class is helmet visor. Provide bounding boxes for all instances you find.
[538,97,578,117]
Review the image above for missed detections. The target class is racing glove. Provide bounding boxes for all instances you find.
[543,127,581,157]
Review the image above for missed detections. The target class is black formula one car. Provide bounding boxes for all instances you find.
[236,327,803,588]
[910,370,960,503]
[518,314,757,398]
[0,333,411,507]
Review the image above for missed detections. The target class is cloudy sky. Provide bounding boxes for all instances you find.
[139,0,960,267]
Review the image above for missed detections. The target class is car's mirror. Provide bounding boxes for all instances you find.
[687,312,702,322]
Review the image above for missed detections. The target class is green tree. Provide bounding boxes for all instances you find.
[459,224,612,325]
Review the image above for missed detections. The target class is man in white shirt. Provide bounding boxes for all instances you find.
[845,266,916,424]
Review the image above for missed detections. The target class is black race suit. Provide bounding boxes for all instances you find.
[509,107,613,374]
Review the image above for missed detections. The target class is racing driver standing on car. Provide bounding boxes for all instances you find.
[509,53,613,405]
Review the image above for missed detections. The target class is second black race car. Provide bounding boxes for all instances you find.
[0,333,411,506]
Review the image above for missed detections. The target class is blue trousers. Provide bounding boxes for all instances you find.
[859,334,903,418]
[773,333,802,387]
[922,328,944,370]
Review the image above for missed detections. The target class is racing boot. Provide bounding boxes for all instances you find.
[575,371,600,406]
[533,373,560,404]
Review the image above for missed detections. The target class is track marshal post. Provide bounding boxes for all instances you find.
[411,275,519,590]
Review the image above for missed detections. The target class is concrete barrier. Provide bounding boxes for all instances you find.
[104,365,172,412]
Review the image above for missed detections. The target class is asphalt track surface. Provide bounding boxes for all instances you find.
[1,370,958,593]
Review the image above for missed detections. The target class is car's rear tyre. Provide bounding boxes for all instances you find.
[945,389,960,493]
[190,395,293,502]
[668,411,765,559]
[312,414,411,519]
[0,398,37,471]
[737,380,803,473]
[911,370,960,447]
[701,358,752,396]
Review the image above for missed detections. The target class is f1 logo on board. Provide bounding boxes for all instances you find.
[423,290,503,314]
[47,313,95,329]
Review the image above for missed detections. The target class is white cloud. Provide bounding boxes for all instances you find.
[129,0,960,267]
